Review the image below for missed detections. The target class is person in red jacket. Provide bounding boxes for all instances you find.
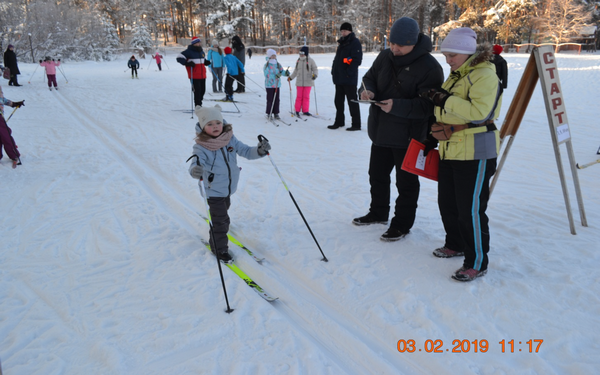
[152,51,163,71]
[177,37,211,107]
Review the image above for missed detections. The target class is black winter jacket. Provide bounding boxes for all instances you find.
[361,34,443,148]
[3,49,20,75]
[331,33,362,86]
[491,54,508,89]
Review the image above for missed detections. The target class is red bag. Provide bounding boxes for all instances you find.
[2,67,10,80]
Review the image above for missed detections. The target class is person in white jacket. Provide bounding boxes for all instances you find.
[288,46,318,116]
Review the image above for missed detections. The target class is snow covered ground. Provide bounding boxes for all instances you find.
[1,47,599,375]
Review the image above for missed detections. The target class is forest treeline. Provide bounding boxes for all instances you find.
[1,0,598,61]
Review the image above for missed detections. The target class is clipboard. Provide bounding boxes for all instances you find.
[351,99,384,104]
[401,139,439,181]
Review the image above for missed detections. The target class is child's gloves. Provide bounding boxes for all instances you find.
[287,77,291,82]
[312,74,316,80]
[343,57,352,65]
[204,60,211,66]
[285,69,290,76]
[10,101,25,108]
[39,60,42,63]
[186,61,196,67]
[190,164,203,179]
[257,139,271,156]
[58,59,61,61]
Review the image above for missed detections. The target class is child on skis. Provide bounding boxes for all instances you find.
[222,46,244,101]
[39,56,61,91]
[152,52,163,71]
[288,46,318,116]
[187,105,271,262]
[128,55,140,78]
[263,49,289,119]
[207,40,224,93]
[0,85,24,168]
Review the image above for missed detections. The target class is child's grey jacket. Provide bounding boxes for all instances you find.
[189,135,262,198]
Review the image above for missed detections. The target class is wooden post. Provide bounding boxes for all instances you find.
[490,46,587,234]
[490,52,539,194]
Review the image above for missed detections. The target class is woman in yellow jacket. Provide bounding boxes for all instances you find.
[422,27,502,282]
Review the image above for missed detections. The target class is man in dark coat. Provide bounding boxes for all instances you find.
[232,35,246,93]
[328,22,362,131]
[492,44,508,89]
[3,45,21,87]
[353,17,444,241]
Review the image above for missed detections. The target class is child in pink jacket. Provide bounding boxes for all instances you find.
[39,57,61,91]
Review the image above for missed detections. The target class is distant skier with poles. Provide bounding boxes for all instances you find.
[127,55,140,79]
[177,36,211,107]
[263,49,289,119]
[288,46,318,116]
[39,56,61,91]
[152,51,163,71]
[222,46,244,101]
[187,105,271,262]
[0,85,24,168]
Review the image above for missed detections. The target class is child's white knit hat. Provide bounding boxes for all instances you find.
[195,105,223,131]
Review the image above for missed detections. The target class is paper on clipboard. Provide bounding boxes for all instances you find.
[351,99,384,104]
[401,139,439,181]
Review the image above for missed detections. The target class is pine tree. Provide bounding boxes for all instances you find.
[130,23,153,58]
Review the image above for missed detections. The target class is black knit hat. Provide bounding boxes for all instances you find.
[390,17,420,46]
[340,22,353,32]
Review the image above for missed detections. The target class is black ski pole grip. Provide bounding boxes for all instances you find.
[258,134,269,143]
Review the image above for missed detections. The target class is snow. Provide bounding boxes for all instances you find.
[1,49,599,374]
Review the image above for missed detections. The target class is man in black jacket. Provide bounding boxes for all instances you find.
[328,22,362,131]
[353,17,444,241]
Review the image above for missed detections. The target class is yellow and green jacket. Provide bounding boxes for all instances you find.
[435,44,502,160]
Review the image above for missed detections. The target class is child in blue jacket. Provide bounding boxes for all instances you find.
[222,47,244,101]
[263,49,289,119]
[188,105,270,262]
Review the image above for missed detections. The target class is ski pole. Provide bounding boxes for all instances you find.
[258,134,328,262]
[313,79,319,115]
[188,155,234,313]
[268,79,279,118]
[57,65,68,83]
[230,74,260,96]
[190,66,195,118]
[244,73,264,91]
[4,106,19,122]
[27,64,40,84]
[147,57,152,70]
[576,159,600,169]
[288,78,294,116]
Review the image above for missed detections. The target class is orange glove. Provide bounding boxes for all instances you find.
[343,57,352,65]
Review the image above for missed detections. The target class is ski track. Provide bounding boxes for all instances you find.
[48,85,421,374]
